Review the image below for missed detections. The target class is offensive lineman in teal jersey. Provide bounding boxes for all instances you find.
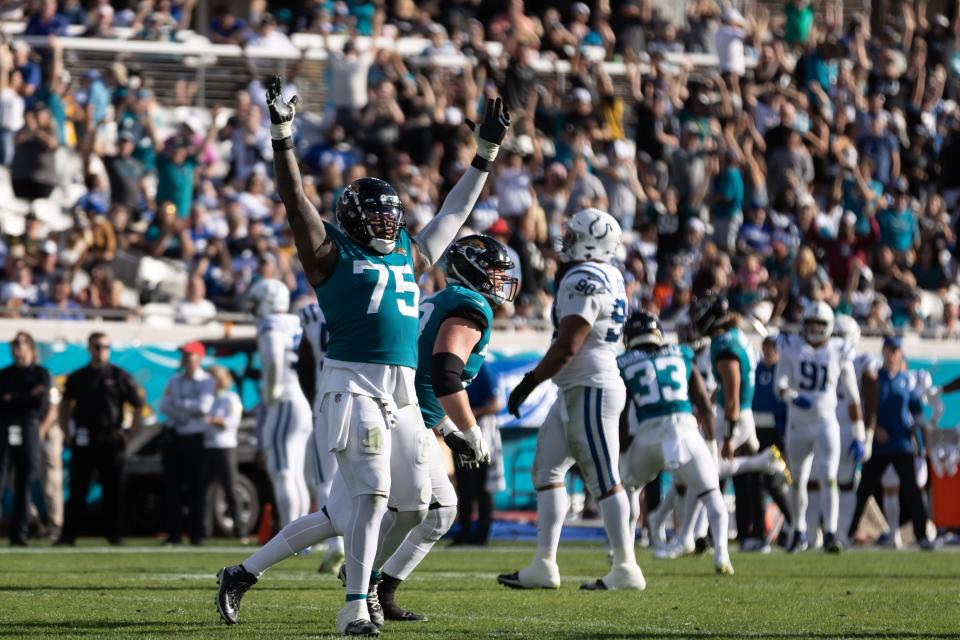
[692,294,759,462]
[216,78,512,636]
[617,311,734,575]
[368,235,517,623]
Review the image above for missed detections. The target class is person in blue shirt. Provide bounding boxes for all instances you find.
[876,179,919,254]
[751,334,793,543]
[24,0,69,36]
[848,336,935,549]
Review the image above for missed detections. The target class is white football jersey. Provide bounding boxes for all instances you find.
[695,342,717,400]
[550,262,627,391]
[836,352,879,427]
[258,312,304,402]
[299,303,327,396]
[776,334,856,416]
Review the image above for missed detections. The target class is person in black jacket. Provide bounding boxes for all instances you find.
[0,332,52,546]
[56,332,143,546]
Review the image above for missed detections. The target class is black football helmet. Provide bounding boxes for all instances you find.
[624,310,664,349]
[336,177,404,254]
[445,234,519,305]
[690,293,730,338]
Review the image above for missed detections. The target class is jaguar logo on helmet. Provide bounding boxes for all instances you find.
[445,234,519,306]
[336,177,405,255]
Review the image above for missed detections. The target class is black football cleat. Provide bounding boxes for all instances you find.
[216,565,257,625]
[823,533,843,554]
[381,597,427,622]
[344,619,381,636]
[580,579,609,590]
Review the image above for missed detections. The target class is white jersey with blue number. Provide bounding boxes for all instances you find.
[776,334,857,418]
[836,352,879,428]
[258,312,304,402]
[299,303,327,396]
[551,261,627,391]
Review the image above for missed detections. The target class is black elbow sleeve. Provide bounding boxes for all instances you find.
[431,352,466,398]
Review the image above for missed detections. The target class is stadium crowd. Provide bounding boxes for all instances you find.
[0,0,959,336]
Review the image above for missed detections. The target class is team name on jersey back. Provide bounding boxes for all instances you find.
[618,343,695,425]
[314,223,419,370]
[551,262,627,390]
[415,284,494,429]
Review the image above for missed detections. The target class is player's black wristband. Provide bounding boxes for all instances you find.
[471,154,493,172]
[272,137,294,151]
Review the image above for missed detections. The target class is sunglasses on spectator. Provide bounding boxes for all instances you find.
[92,343,111,351]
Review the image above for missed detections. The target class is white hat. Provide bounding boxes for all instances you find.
[41,239,58,254]
[572,2,590,17]
[842,211,857,226]
[571,87,592,103]
[687,217,706,234]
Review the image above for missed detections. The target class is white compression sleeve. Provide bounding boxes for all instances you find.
[413,166,489,266]
[344,494,388,598]
[382,506,456,581]
[373,509,427,571]
[242,510,338,576]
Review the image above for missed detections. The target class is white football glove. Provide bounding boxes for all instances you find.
[461,425,491,467]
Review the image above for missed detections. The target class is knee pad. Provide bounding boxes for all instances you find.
[422,505,457,543]
[392,508,428,531]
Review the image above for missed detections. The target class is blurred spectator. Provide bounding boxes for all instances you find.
[877,180,919,254]
[57,333,143,546]
[0,332,52,545]
[710,149,744,252]
[38,273,84,320]
[203,366,243,538]
[0,44,25,166]
[11,102,59,200]
[209,5,249,45]
[565,154,607,215]
[160,341,215,545]
[175,273,217,324]
[452,363,500,546]
[25,0,68,36]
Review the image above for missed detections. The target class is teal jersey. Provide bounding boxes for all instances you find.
[415,284,494,429]
[618,344,695,424]
[314,223,420,369]
[710,326,757,409]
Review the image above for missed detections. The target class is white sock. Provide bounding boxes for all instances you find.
[373,509,427,570]
[382,506,456,581]
[534,487,569,563]
[806,489,821,539]
[626,487,641,536]
[838,491,856,541]
[600,491,636,565]
[325,535,344,559]
[243,510,337,576]
[792,484,809,534]
[701,488,729,559]
[678,490,701,548]
[821,481,839,535]
[344,494,388,599]
[884,491,900,539]
[269,470,294,528]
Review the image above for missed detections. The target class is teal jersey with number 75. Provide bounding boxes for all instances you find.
[618,344,695,423]
[415,284,493,429]
[314,222,420,369]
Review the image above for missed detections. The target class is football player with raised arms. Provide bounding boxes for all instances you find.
[247,278,313,531]
[364,235,518,625]
[216,77,510,635]
[498,209,645,591]
[296,301,345,575]
[776,302,863,553]
[617,311,734,575]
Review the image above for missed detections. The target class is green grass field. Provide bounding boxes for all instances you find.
[0,540,958,639]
